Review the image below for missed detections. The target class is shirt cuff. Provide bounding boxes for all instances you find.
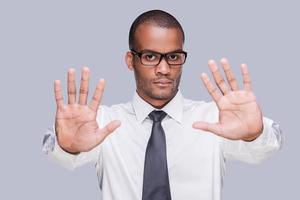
[244,117,283,149]
[42,126,56,154]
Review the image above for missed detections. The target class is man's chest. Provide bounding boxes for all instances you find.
[101,119,222,183]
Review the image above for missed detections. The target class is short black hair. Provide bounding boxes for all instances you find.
[129,9,185,50]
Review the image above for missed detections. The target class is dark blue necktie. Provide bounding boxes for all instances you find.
[142,110,172,200]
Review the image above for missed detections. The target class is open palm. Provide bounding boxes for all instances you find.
[54,67,121,153]
[193,59,263,141]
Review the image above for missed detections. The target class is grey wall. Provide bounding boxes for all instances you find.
[0,0,298,199]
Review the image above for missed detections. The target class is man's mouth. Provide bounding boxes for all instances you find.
[153,79,173,87]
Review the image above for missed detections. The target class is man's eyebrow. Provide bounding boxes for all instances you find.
[141,49,184,54]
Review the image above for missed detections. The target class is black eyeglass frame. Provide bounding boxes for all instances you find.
[130,49,188,67]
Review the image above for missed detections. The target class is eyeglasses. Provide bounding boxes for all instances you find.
[130,49,187,67]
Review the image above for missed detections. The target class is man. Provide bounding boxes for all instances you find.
[43,9,282,200]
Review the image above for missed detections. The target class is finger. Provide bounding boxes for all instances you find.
[208,59,230,95]
[220,58,239,91]
[54,80,64,108]
[241,63,252,91]
[67,68,76,104]
[79,67,90,105]
[201,73,221,102]
[89,79,105,111]
[192,121,223,137]
[95,120,121,143]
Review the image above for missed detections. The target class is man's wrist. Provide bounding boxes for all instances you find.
[242,124,264,142]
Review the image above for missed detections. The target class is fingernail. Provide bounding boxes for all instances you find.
[208,59,215,65]
[192,122,198,128]
[220,58,227,63]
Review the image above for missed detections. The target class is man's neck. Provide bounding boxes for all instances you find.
[136,90,178,109]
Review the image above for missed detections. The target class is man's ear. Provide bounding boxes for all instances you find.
[125,51,134,71]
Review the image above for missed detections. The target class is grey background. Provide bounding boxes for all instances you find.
[0,0,298,199]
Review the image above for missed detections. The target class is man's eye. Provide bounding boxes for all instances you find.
[167,54,179,61]
[143,54,157,61]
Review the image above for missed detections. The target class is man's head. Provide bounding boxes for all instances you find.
[125,10,186,108]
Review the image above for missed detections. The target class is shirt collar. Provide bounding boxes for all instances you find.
[132,90,183,124]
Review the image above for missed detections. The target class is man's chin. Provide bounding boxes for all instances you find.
[150,90,177,101]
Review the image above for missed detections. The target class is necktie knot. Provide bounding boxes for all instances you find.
[148,110,167,123]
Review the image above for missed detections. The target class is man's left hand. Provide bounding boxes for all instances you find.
[193,58,263,141]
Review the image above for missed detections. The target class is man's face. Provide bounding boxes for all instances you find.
[126,24,184,108]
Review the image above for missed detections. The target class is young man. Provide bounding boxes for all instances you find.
[43,10,282,200]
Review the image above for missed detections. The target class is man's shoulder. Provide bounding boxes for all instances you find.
[95,101,133,126]
[181,97,219,122]
[181,96,217,112]
[98,100,134,116]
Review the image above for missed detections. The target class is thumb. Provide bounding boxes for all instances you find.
[95,120,121,142]
[193,121,223,137]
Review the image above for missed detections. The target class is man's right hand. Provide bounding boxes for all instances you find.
[54,67,121,154]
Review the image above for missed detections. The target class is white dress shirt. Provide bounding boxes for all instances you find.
[44,90,282,200]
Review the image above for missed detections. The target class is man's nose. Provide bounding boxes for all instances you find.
[155,57,171,75]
